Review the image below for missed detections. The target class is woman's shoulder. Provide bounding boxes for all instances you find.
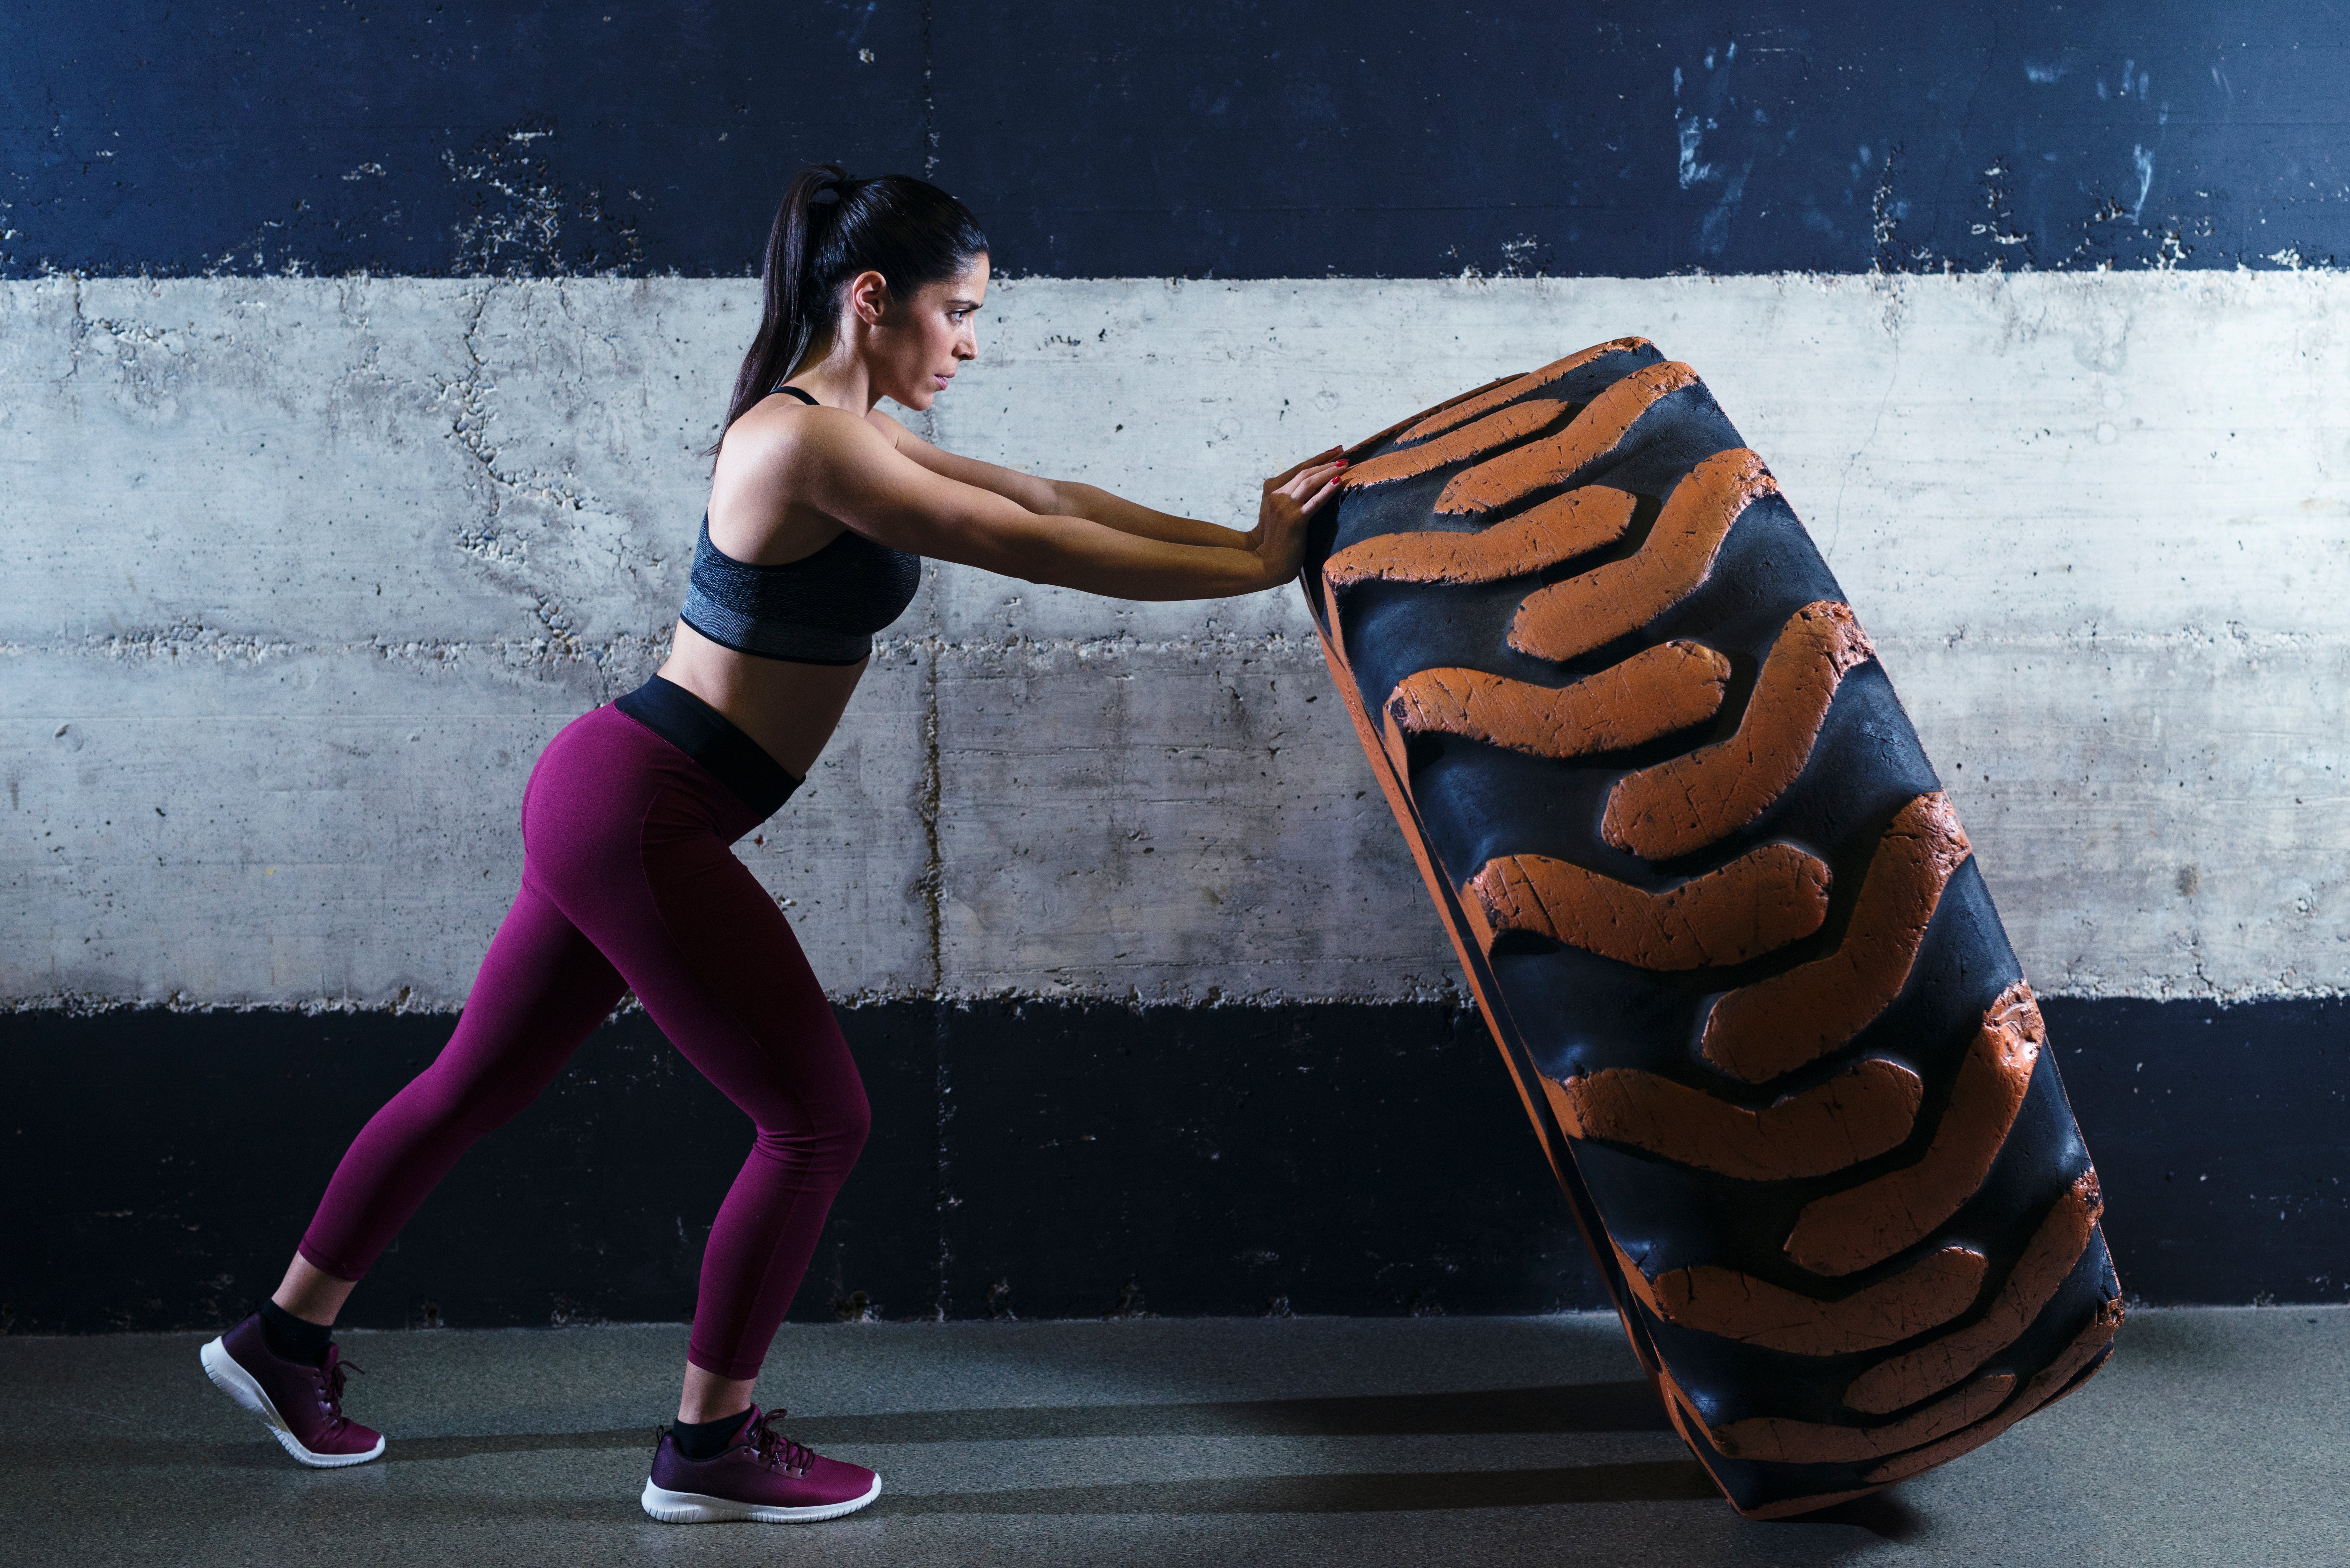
[718,392,892,477]
[860,405,926,453]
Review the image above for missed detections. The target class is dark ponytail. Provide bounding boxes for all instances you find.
[712,163,989,450]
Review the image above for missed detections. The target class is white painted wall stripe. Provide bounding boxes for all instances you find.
[5,274,2343,1005]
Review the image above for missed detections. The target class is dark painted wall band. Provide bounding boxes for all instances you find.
[7,3,2347,279]
[2,997,2341,1333]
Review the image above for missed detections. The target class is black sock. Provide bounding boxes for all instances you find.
[671,1408,752,1462]
[258,1300,333,1368]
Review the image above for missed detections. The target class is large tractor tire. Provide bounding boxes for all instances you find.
[1304,339,2121,1518]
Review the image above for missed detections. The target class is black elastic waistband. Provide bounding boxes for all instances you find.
[614,675,802,820]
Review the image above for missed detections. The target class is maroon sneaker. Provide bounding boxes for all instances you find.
[199,1312,385,1467]
[640,1405,880,1523]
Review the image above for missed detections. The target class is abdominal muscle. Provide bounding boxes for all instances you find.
[656,619,868,780]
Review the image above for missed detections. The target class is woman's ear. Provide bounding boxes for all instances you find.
[845,269,891,327]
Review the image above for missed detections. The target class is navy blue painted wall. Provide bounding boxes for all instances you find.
[6,998,2347,1332]
[8,2,2349,278]
[2,1002,1605,1332]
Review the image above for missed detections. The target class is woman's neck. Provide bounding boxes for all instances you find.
[788,339,880,414]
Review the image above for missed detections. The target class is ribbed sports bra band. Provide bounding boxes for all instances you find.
[680,385,924,664]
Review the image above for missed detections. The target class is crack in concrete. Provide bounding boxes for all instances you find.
[870,630,1322,661]
[60,275,191,392]
[448,284,520,567]
[444,294,497,500]
[437,281,623,680]
[915,632,957,1318]
[0,626,1470,675]
[0,629,674,668]
[4,990,459,1018]
[13,970,2339,1016]
[1880,627,2342,656]
[918,644,946,996]
[29,622,298,665]
[46,622,2274,660]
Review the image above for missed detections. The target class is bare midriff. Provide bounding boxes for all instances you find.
[657,618,868,780]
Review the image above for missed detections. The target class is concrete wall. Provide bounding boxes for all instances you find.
[9,270,2345,1011]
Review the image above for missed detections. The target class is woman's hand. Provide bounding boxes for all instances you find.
[1248,448,1347,586]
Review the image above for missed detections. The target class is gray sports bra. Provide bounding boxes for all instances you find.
[678,387,924,665]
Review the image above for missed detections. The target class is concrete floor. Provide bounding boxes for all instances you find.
[0,1307,2340,1566]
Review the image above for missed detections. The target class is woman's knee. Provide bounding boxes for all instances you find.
[799,1025,872,1157]
[808,1073,873,1163]
[754,1073,870,1171]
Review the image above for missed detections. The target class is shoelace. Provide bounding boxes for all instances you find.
[316,1349,366,1438]
[743,1408,816,1475]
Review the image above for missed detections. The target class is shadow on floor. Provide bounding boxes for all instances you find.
[876,1461,1721,1514]
[4,1377,1945,1533]
[352,1380,1675,1462]
[802,1381,1674,1443]
[1797,1493,1929,1542]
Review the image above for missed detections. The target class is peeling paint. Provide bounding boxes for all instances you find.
[441,118,644,279]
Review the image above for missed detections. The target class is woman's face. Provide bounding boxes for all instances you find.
[868,255,988,411]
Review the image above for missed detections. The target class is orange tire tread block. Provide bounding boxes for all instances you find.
[1843,1170,2104,1414]
[1323,486,1639,591]
[1613,1236,1988,1357]
[1543,1056,1921,1182]
[1509,449,1778,662]
[1785,982,2045,1276]
[1385,642,1730,762]
[1603,600,1877,861]
[1436,359,1700,516]
[1466,843,1830,969]
[1338,399,1571,489]
[1341,372,1522,464]
[1394,337,1657,447]
[1698,1374,2017,1465]
[1701,793,1973,1084]
[1653,1371,1936,1519]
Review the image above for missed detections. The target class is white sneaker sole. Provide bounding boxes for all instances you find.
[640,1472,882,1524]
[199,1336,385,1469]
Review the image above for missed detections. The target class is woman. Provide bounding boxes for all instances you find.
[197,164,1344,1525]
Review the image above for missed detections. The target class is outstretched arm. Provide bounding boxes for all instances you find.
[806,410,1341,600]
[871,410,1340,551]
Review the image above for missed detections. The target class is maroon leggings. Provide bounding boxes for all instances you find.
[299,703,867,1379]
